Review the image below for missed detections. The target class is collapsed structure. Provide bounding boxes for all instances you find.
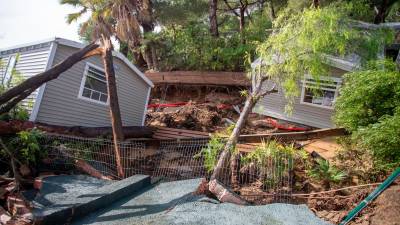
[0,38,153,127]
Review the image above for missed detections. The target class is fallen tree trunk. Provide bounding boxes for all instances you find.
[0,42,100,115]
[0,120,153,138]
[52,145,114,180]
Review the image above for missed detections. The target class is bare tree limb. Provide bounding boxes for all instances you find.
[0,87,36,115]
[0,42,100,108]
[0,138,22,190]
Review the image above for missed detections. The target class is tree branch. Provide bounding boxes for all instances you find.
[0,87,36,115]
[0,42,100,106]
[223,0,240,16]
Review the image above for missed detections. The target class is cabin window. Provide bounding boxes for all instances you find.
[300,75,341,109]
[2,55,17,87]
[78,64,108,104]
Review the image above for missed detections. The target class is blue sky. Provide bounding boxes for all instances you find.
[0,0,84,48]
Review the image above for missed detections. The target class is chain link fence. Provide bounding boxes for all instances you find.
[39,134,294,203]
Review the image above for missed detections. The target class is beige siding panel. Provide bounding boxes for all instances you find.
[0,46,51,113]
[35,45,149,127]
[254,68,347,128]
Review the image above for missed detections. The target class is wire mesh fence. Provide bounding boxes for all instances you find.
[39,134,294,203]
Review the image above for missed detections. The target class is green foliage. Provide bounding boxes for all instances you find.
[61,139,107,161]
[257,4,393,113]
[153,23,260,71]
[335,60,400,131]
[334,59,400,170]
[151,7,272,71]
[307,158,346,188]
[197,135,226,172]
[0,54,30,121]
[195,125,234,172]
[242,140,301,165]
[3,129,46,165]
[153,0,208,27]
[386,1,400,22]
[355,109,400,168]
[241,140,307,187]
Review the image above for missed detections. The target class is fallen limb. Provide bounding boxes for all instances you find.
[35,123,153,138]
[208,179,248,205]
[74,159,114,180]
[0,42,100,114]
[0,120,153,138]
[55,145,114,180]
[0,138,22,190]
[238,127,347,143]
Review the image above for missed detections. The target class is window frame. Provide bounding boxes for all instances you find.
[2,55,17,87]
[78,63,109,105]
[300,74,342,110]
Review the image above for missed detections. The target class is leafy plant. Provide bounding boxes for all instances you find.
[355,109,400,169]
[256,4,393,113]
[0,53,30,121]
[4,128,46,165]
[195,125,234,172]
[241,140,307,188]
[307,158,346,189]
[335,60,400,131]
[152,13,271,72]
[335,60,400,169]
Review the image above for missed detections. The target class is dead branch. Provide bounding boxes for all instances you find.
[0,138,22,191]
[0,42,100,113]
[0,88,36,115]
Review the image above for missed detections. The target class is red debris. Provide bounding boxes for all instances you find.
[33,173,56,190]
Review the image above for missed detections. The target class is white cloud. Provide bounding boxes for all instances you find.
[0,0,85,48]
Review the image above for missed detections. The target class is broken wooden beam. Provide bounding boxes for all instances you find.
[237,128,347,143]
[0,120,153,138]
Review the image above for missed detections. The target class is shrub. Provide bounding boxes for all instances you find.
[196,125,233,172]
[3,128,46,165]
[335,60,400,168]
[335,60,400,131]
[307,158,346,189]
[241,140,308,187]
[355,109,400,168]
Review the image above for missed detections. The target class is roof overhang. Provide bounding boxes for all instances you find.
[0,37,154,88]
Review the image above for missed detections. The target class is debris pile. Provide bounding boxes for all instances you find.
[147,103,224,132]
[0,175,35,224]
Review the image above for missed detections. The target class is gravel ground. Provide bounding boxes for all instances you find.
[26,175,113,209]
[73,179,331,225]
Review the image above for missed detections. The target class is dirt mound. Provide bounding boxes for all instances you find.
[146,103,233,132]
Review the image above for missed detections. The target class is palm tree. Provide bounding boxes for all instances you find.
[61,0,141,178]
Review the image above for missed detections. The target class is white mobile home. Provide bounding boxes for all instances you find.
[0,38,153,127]
[251,56,359,128]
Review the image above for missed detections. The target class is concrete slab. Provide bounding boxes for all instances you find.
[73,179,331,225]
[31,175,151,225]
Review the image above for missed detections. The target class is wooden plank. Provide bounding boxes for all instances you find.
[155,127,209,136]
[145,71,250,86]
[237,128,347,143]
[155,131,208,138]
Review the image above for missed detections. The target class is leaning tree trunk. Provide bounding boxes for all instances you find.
[101,38,125,179]
[209,0,219,37]
[208,94,256,205]
[211,94,257,181]
[0,43,100,115]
